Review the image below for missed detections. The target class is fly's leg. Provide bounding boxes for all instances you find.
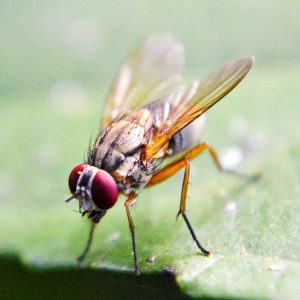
[124,192,140,276]
[177,159,210,255]
[77,222,96,265]
[146,142,258,256]
[199,143,260,181]
[147,143,218,255]
[147,143,216,187]
[147,143,258,188]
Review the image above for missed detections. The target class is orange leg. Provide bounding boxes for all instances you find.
[145,142,258,258]
[147,143,222,187]
[147,142,258,187]
[147,144,217,248]
[179,159,210,255]
[124,192,140,276]
[147,143,222,256]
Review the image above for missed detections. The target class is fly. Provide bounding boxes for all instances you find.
[66,34,255,275]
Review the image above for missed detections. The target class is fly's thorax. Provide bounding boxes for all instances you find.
[88,109,155,193]
[111,155,138,182]
[112,153,153,194]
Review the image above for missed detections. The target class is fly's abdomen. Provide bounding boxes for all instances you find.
[169,115,206,155]
[146,98,206,156]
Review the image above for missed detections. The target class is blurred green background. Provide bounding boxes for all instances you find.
[1,1,300,299]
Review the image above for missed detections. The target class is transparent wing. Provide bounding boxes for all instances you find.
[144,56,255,158]
[102,34,185,127]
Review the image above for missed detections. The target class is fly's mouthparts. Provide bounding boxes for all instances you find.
[65,192,80,203]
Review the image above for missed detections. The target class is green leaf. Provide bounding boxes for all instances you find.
[1,67,299,299]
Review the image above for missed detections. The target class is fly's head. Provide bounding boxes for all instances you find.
[66,164,119,222]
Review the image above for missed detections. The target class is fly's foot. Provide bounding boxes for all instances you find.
[77,254,87,267]
[201,248,211,257]
[134,267,141,276]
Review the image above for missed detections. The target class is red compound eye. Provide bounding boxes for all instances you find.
[68,164,87,194]
[91,170,119,210]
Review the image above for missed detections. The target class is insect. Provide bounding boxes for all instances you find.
[66,34,255,275]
